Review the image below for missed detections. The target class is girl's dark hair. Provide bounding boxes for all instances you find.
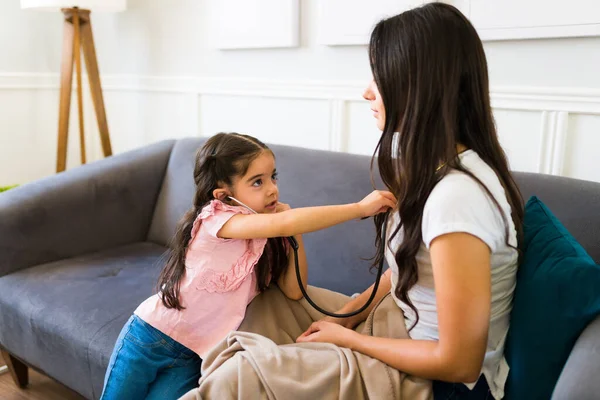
[369,3,524,330]
[157,132,289,310]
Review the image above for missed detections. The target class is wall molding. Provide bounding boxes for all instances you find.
[0,73,58,90]
[2,73,600,115]
[538,111,569,175]
[1,72,599,180]
[491,86,600,114]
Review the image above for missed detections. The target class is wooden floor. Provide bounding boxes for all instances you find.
[0,356,85,400]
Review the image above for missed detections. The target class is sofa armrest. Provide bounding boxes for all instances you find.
[0,140,175,277]
[552,314,600,399]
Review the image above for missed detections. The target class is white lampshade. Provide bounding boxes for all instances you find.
[21,0,126,12]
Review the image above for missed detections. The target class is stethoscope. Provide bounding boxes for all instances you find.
[228,196,388,318]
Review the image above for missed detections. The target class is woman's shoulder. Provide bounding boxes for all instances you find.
[425,153,508,226]
[431,151,503,201]
[423,152,513,249]
[428,169,487,206]
[423,180,502,252]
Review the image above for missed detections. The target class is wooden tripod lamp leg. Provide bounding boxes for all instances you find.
[80,11,113,158]
[57,10,76,173]
[73,9,86,165]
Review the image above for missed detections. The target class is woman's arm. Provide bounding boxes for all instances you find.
[218,190,396,240]
[298,232,491,383]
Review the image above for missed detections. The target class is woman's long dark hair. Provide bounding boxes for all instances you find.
[369,3,524,330]
[157,133,289,310]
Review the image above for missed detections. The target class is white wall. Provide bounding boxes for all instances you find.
[1,0,600,187]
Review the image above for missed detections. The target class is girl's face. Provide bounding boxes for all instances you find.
[230,151,279,214]
[363,79,385,131]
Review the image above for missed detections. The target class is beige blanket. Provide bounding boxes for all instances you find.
[180,286,432,400]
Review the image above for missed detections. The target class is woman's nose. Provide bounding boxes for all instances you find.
[363,84,374,101]
[363,88,371,101]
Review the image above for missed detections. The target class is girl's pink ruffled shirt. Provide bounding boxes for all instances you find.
[134,200,267,358]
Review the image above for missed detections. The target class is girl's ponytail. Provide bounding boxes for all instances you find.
[157,143,218,310]
[158,206,198,310]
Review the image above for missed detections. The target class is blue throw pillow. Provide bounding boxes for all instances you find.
[504,196,600,399]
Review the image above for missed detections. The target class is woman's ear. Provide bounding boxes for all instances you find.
[212,188,230,201]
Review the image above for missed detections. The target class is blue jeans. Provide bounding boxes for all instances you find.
[433,375,492,400]
[100,315,202,400]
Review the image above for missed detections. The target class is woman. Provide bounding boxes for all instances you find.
[296,3,523,399]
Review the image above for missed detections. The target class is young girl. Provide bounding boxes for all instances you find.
[297,3,524,400]
[100,132,396,399]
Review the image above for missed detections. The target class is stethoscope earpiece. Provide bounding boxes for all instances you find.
[227,196,257,214]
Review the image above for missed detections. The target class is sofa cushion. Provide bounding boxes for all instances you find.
[0,242,167,399]
[147,138,386,296]
[504,196,600,400]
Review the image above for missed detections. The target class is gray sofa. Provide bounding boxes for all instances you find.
[0,137,598,399]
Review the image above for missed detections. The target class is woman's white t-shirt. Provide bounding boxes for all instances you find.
[386,150,518,400]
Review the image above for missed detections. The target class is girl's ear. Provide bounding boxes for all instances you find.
[212,188,230,201]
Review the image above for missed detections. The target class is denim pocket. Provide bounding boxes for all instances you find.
[124,316,165,349]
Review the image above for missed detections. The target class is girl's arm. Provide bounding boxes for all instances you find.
[277,234,307,300]
[217,190,396,240]
[298,232,491,383]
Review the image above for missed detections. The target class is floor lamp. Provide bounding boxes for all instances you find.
[21,0,127,173]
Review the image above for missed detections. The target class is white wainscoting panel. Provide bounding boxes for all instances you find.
[0,88,86,185]
[471,0,600,41]
[562,114,600,182]
[318,0,600,45]
[103,90,198,155]
[1,73,600,187]
[199,94,332,150]
[493,109,543,174]
[346,100,381,156]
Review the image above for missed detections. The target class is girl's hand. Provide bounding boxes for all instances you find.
[357,190,397,218]
[296,321,360,349]
[275,202,291,213]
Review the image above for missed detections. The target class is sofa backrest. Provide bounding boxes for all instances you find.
[148,138,204,249]
[513,172,600,263]
[148,138,600,294]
